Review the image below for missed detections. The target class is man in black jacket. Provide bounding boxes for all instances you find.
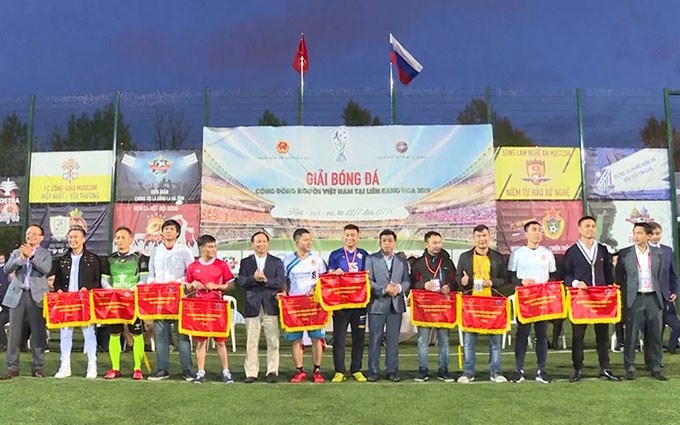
[52,225,102,379]
[238,231,285,383]
[455,224,508,383]
[410,231,456,382]
[563,216,620,382]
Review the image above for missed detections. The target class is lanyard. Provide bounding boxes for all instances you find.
[344,248,357,270]
[425,255,443,279]
[635,248,652,273]
[576,240,597,285]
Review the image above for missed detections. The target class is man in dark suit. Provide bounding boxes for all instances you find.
[365,229,410,382]
[455,224,508,383]
[0,224,52,379]
[648,222,680,353]
[616,222,666,380]
[563,215,620,382]
[238,231,285,384]
[52,225,102,379]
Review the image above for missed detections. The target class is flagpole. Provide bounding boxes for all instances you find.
[390,62,396,125]
[300,56,304,125]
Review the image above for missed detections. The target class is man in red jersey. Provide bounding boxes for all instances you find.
[185,234,235,384]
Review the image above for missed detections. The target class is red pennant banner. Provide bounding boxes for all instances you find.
[514,281,567,324]
[459,295,511,335]
[568,285,621,324]
[135,282,183,320]
[409,289,458,329]
[316,271,370,311]
[178,298,231,338]
[91,289,137,324]
[278,294,330,332]
[43,291,92,329]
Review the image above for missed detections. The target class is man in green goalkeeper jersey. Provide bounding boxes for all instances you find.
[101,226,150,380]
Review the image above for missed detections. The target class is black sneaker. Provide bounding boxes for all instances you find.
[511,369,525,383]
[183,369,194,382]
[414,368,429,382]
[437,368,455,382]
[265,373,278,383]
[535,370,552,384]
[148,370,170,381]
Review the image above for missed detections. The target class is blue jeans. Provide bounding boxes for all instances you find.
[417,327,450,370]
[463,332,502,376]
[154,320,192,373]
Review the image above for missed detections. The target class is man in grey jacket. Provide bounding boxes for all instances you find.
[0,224,52,379]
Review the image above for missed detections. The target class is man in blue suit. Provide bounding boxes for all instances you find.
[365,229,410,382]
[648,222,680,354]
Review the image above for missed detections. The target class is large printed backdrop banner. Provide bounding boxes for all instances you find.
[113,203,199,256]
[29,151,113,203]
[585,148,670,200]
[496,201,583,255]
[30,204,110,256]
[116,150,201,202]
[588,200,673,252]
[202,125,496,251]
[0,176,22,226]
[495,147,582,200]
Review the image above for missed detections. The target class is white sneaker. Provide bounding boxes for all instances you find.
[457,373,475,384]
[490,372,507,383]
[86,365,97,379]
[54,366,71,379]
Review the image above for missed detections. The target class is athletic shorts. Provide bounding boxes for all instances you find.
[108,318,144,335]
[193,336,226,343]
[283,329,325,341]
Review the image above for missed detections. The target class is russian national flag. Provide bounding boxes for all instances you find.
[389,33,423,85]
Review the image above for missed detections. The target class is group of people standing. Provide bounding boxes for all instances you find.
[0,215,676,384]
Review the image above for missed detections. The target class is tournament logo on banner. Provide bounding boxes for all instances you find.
[116,150,201,202]
[514,282,567,324]
[278,294,330,332]
[113,203,199,256]
[585,148,670,200]
[30,204,110,256]
[43,291,92,329]
[202,125,496,252]
[458,295,511,335]
[409,289,458,329]
[495,147,582,200]
[316,271,370,311]
[496,201,582,254]
[567,285,621,325]
[91,289,136,324]
[588,200,673,252]
[178,298,231,338]
[29,151,113,203]
[0,177,22,225]
[135,282,183,320]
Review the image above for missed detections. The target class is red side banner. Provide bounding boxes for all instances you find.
[568,285,621,324]
[316,271,370,311]
[91,289,137,324]
[278,294,330,332]
[135,282,183,320]
[459,295,511,335]
[43,291,92,329]
[409,289,458,329]
[515,282,567,324]
[178,298,231,338]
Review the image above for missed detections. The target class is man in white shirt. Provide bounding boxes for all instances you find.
[282,228,328,383]
[508,220,556,384]
[147,219,195,381]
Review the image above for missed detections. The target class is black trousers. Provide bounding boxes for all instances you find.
[624,294,662,372]
[332,308,366,374]
[515,321,548,371]
[0,307,8,347]
[663,301,680,350]
[571,323,610,370]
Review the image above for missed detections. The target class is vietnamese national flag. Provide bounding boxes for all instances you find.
[293,34,309,73]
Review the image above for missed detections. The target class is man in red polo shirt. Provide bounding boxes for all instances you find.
[185,234,235,384]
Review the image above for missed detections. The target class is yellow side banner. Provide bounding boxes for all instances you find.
[495,147,582,200]
[30,175,112,203]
